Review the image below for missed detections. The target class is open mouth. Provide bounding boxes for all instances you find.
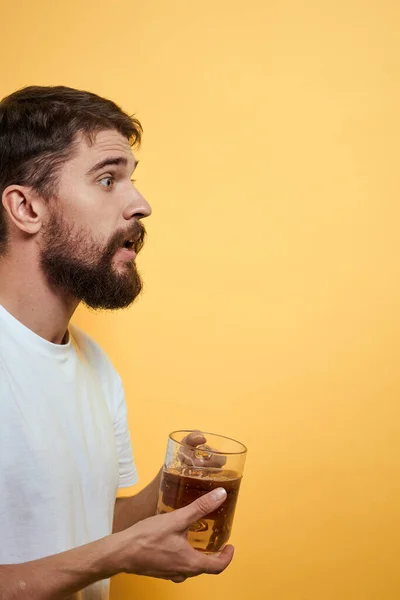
[123,239,135,250]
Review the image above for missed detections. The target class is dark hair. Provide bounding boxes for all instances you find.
[0,85,142,254]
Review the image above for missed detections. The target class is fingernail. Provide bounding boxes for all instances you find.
[211,487,227,501]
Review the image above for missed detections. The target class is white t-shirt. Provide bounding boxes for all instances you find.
[0,304,138,599]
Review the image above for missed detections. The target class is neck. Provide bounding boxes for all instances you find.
[0,245,79,345]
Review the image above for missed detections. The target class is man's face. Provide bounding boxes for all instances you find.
[40,129,152,309]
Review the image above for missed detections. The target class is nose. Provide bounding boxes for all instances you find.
[123,187,152,221]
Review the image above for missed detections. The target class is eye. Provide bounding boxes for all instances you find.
[99,176,114,189]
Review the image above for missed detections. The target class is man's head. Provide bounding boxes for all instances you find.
[0,86,152,309]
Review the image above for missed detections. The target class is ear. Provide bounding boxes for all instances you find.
[1,185,46,235]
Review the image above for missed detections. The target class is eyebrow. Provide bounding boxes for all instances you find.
[86,156,138,176]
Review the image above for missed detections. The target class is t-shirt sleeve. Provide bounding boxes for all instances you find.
[114,381,139,488]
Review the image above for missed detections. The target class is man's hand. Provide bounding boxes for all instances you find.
[0,489,233,600]
[113,429,226,534]
[116,487,234,582]
[0,444,233,600]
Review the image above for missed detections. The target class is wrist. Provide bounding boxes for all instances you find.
[94,532,129,578]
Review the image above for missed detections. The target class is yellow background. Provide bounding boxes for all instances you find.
[1,0,400,598]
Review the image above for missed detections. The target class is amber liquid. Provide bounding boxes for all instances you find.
[157,467,242,553]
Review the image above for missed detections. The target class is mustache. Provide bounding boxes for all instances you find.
[107,220,147,257]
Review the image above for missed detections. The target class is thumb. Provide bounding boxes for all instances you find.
[174,488,227,530]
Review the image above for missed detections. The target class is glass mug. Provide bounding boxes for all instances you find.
[156,430,247,554]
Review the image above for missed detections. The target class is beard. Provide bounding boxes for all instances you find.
[40,210,146,310]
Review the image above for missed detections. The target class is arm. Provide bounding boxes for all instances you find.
[0,489,233,598]
[0,534,121,600]
[112,468,162,533]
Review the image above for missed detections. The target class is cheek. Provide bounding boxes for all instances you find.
[57,183,99,222]
[68,206,113,243]
[57,184,122,242]
[55,194,92,231]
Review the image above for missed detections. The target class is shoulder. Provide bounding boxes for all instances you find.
[69,324,123,408]
[69,324,113,368]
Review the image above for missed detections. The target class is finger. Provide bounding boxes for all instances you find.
[179,432,227,469]
[208,453,227,468]
[177,447,196,466]
[178,431,208,468]
[174,487,227,530]
[178,446,227,469]
[198,544,235,575]
[181,431,207,447]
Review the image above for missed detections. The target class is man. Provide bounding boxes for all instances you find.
[0,86,233,599]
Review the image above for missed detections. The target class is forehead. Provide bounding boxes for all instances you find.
[68,129,136,172]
